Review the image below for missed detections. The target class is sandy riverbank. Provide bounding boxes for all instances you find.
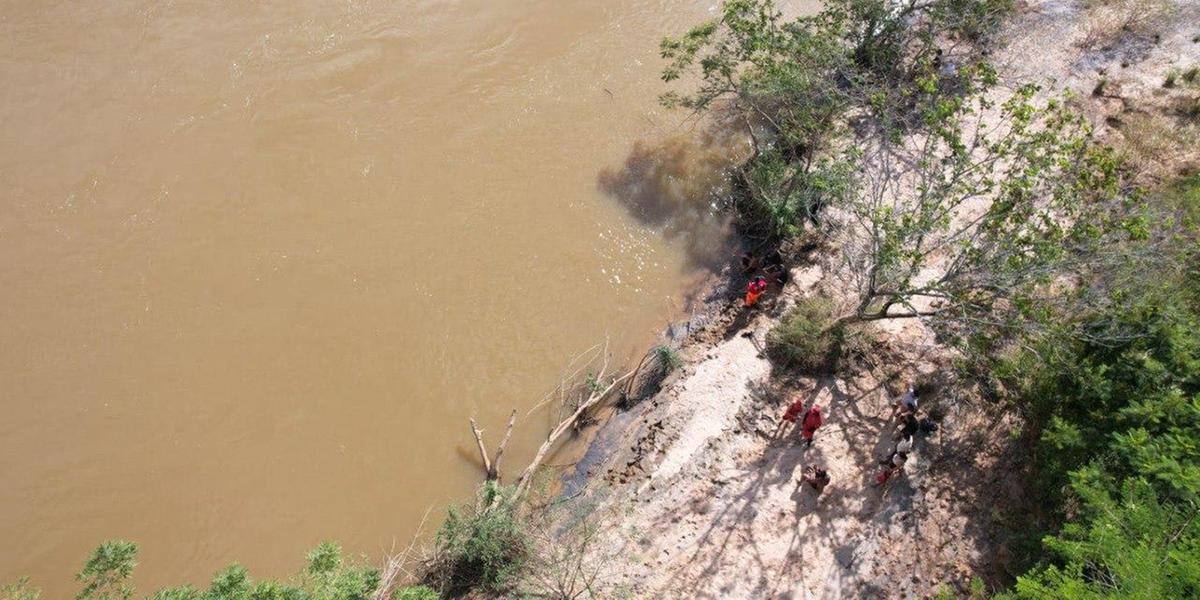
[546,1,1200,597]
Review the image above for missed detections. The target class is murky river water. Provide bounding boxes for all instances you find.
[0,0,762,594]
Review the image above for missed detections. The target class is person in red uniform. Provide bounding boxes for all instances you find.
[800,405,824,447]
[744,276,768,307]
[775,396,806,439]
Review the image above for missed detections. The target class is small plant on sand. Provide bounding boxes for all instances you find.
[1183,66,1199,84]
[653,345,682,373]
[1164,69,1179,88]
[766,296,868,373]
[583,373,604,394]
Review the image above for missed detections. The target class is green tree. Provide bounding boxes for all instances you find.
[835,82,1131,342]
[658,0,1013,240]
[1004,479,1200,599]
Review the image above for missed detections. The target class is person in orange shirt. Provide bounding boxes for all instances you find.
[744,276,768,307]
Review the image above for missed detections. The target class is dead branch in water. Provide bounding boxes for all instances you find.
[469,410,517,481]
[492,410,517,478]
[514,366,636,498]
[469,419,492,477]
[465,337,635,499]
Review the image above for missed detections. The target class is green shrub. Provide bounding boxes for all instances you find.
[0,541,384,600]
[992,175,1200,597]
[738,153,858,239]
[766,297,868,373]
[393,586,438,600]
[1,579,40,600]
[1002,479,1200,599]
[426,483,529,596]
[653,345,682,372]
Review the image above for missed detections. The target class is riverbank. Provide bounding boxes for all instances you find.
[545,1,1200,597]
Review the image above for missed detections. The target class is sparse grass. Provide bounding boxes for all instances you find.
[1174,94,1200,120]
[1113,112,1198,180]
[766,297,870,374]
[1184,66,1200,84]
[1078,0,1174,49]
[1165,69,1179,88]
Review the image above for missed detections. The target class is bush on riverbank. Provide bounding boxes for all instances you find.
[766,297,869,374]
[1,540,405,600]
[422,483,529,597]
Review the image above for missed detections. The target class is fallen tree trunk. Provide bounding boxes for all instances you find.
[513,368,636,498]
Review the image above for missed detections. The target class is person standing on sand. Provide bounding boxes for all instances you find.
[744,276,768,307]
[801,465,831,494]
[776,396,806,439]
[895,413,919,440]
[893,385,919,421]
[800,405,823,447]
[875,451,908,486]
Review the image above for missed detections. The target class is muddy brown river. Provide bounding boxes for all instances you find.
[0,0,766,594]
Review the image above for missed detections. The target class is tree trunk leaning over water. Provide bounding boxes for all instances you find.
[514,368,636,499]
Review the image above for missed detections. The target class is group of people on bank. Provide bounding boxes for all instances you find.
[778,383,927,497]
[739,248,930,496]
